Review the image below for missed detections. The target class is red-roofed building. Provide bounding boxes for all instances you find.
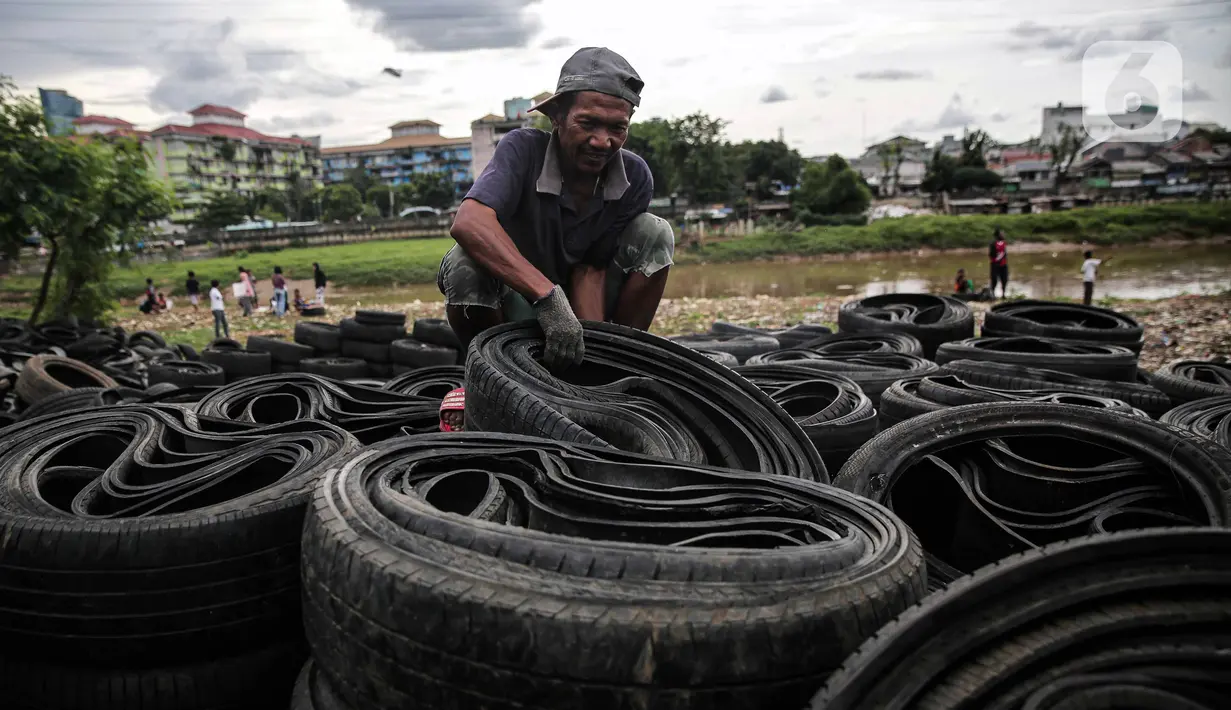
[144,104,322,223]
[72,115,136,135]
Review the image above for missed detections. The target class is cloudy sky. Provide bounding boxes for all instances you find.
[3,0,1229,156]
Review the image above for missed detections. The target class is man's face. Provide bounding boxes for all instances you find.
[554,91,632,178]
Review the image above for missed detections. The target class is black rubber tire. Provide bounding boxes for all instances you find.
[201,347,272,383]
[696,349,739,367]
[338,317,405,344]
[940,359,1173,418]
[300,307,327,317]
[384,365,466,399]
[208,338,243,351]
[175,343,200,361]
[295,322,341,352]
[147,360,227,388]
[290,659,354,710]
[837,294,974,359]
[128,330,167,350]
[64,333,122,361]
[340,339,391,363]
[768,375,879,473]
[710,322,834,349]
[139,385,220,405]
[15,355,120,405]
[412,317,462,349]
[1147,357,1231,405]
[982,299,1144,351]
[17,386,108,421]
[469,322,825,479]
[798,332,925,357]
[741,353,938,405]
[0,407,358,667]
[1162,395,1231,451]
[390,338,458,367]
[301,432,923,710]
[668,333,781,364]
[835,402,1231,587]
[143,382,181,397]
[935,336,1139,382]
[247,335,314,366]
[3,643,305,710]
[343,378,388,388]
[273,363,300,374]
[353,309,407,327]
[878,377,948,428]
[299,358,369,380]
[812,529,1231,709]
[365,362,393,378]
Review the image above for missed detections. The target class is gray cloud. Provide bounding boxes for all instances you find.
[990,111,1010,123]
[1181,82,1214,101]
[855,69,930,81]
[1218,45,1231,69]
[252,111,339,133]
[896,93,977,133]
[342,0,542,52]
[540,36,571,50]
[1007,21,1173,62]
[761,85,791,103]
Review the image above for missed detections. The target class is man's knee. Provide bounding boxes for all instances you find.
[614,213,675,277]
[438,244,505,310]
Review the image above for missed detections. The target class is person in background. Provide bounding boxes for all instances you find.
[139,278,156,314]
[1081,250,1112,306]
[153,292,168,313]
[989,228,1009,299]
[185,271,201,312]
[271,266,288,317]
[209,279,229,338]
[313,262,327,305]
[954,268,974,294]
[237,266,254,316]
[293,288,306,313]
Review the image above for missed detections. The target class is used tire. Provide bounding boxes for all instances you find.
[940,359,1173,418]
[837,293,974,359]
[766,373,878,473]
[366,362,393,378]
[390,337,458,367]
[127,330,167,349]
[247,335,314,365]
[302,433,923,710]
[295,322,341,352]
[813,529,1231,709]
[982,299,1144,351]
[667,333,781,364]
[743,352,938,405]
[300,358,369,380]
[146,360,226,388]
[468,322,825,479]
[1147,356,1231,405]
[696,349,739,367]
[412,317,462,349]
[1162,394,1231,451]
[339,317,404,344]
[384,365,465,399]
[17,386,109,421]
[175,343,199,361]
[0,407,357,666]
[208,337,243,350]
[301,306,327,317]
[340,339,391,363]
[15,355,119,405]
[290,659,352,710]
[201,347,272,383]
[835,402,1231,588]
[710,322,833,349]
[353,309,406,327]
[935,336,1138,382]
[798,332,925,357]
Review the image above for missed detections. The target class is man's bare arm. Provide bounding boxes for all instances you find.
[569,264,606,321]
[450,199,555,301]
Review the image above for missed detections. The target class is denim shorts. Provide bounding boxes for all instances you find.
[438,212,675,319]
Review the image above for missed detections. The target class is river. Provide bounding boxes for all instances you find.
[353,242,1231,303]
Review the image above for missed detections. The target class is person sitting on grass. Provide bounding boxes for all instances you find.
[954,268,974,294]
[139,278,156,314]
[293,288,306,313]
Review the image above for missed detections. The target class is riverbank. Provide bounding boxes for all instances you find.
[108,292,1228,373]
[1,202,1227,302]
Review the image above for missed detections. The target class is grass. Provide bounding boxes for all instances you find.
[1,202,1227,305]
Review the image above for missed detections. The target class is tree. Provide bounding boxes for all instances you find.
[665,113,737,203]
[322,184,363,222]
[367,184,396,217]
[793,154,872,219]
[344,158,375,200]
[952,166,1003,191]
[255,186,288,218]
[958,129,994,168]
[730,140,804,198]
[625,117,675,197]
[1048,124,1085,183]
[406,171,455,210]
[922,149,959,195]
[195,192,250,230]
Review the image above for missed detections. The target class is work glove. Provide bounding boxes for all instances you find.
[533,285,585,369]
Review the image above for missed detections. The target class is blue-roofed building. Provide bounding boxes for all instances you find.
[39,88,83,136]
[320,119,472,199]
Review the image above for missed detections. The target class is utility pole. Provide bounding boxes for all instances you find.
[777,126,784,143]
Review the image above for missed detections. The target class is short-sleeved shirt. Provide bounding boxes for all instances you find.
[1082,258,1101,282]
[209,287,225,311]
[463,128,653,286]
[185,278,200,295]
[272,274,286,289]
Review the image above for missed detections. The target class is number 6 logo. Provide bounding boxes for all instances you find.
[1082,41,1183,144]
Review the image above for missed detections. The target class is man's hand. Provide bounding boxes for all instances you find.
[534,285,585,369]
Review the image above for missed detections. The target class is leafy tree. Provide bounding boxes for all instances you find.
[1048,124,1085,182]
[344,158,376,200]
[952,166,1003,191]
[406,171,456,210]
[922,149,960,194]
[793,154,872,220]
[195,192,250,230]
[367,184,396,217]
[256,186,288,217]
[322,184,364,222]
[665,113,737,203]
[730,140,803,199]
[625,117,676,197]
[958,129,994,168]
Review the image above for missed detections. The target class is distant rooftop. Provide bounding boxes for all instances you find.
[188,104,247,119]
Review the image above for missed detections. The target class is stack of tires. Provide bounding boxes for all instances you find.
[390,318,462,373]
[201,337,272,383]
[294,322,366,380]
[337,310,406,379]
[247,335,315,374]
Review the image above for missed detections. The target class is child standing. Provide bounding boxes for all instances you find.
[185,271,201,311]
[209,279,229,338]
[1081,250,1112,305]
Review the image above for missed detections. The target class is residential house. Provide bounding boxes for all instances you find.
[470,91,552,178]
[1000,160,1054,193]
[851,136,928,196]
[146,105,323,223]
[321,119,473,198]
[935,134,962,158]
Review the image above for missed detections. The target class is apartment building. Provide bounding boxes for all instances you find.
[321,120,473,197]
[471,92,552,178]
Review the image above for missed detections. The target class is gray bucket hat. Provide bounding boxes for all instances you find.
[531,47,643,117]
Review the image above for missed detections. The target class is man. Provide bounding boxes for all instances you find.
[1081,250,1112,305]
[989,228,1009,299]
[440,46,675,368]
[313,262,327,305]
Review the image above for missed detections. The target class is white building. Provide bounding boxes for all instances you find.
[470,91,551,179]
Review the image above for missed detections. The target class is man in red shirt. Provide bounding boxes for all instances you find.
[989,229,1009,299]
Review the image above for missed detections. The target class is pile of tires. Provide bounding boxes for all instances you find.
[201,337,272,383]
[835,402,1231,589]
[248,334,314,374]
[813,529,1231,708]
[982,299,1145,352]
[837,293,975,358]
[390,318,462,373]
[338,310,407,379]
[710,321,834,348]
[745,350,939,405]
[1162,394,1231,450]
[668,332,781,364]
[1147,356,1231,405]
[935,335,1139,381]
[298,432,923,710]
[0,406,359,709]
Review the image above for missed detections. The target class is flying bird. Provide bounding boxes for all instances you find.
[382,67,403,78]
